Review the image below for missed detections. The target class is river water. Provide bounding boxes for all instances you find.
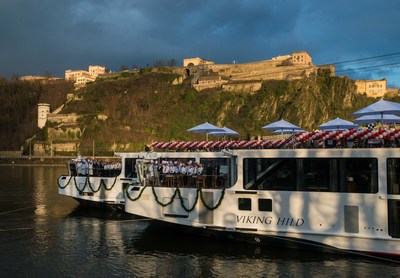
[0,166,399,277]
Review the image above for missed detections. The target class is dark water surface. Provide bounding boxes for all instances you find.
[0,166,399,277]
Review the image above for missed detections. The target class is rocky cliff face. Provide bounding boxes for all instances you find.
[52,70,379,154]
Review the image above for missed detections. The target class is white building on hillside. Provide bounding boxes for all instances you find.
[65,70,88,81]
[88,65,106,77]
[65,65,106,88]
[76,74,96,86]
[38,103,50,129]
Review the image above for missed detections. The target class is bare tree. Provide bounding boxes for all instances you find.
[153,60,165,68]
[167,59,177,67]
[44,70,52,78]
[120,65,129,71]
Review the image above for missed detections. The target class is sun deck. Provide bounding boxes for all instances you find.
[150,128,400,151]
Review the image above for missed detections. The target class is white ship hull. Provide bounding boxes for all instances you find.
[125,186,399,256]
[57,153,141,209]
[124,148,400,258]
[57,175,130,209]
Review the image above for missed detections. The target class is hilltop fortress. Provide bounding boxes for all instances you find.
[183,51,335,92]
[18,50,396,98]
[62,51,333,93]
[57,50,395,96]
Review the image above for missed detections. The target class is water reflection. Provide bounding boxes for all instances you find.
[57,206,145,276]
[0,166,398,278]
[126,221,400,277]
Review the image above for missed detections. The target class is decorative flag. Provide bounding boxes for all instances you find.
[367,123,375,131]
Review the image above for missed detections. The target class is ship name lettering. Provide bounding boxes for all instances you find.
[236,215,273,225]
[276,217,304,227]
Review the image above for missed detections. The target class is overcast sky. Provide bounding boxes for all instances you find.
[1,0,400,87]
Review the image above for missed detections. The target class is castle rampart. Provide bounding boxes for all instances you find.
[47,113,79,125]
[185,51,336,91]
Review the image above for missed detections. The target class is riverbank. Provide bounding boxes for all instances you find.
[0,156,71,166]
[0,153,119,166]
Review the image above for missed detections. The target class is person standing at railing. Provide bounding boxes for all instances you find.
[197,163,204,175]
[181,163,188,186]
[154,161,160,186]
[147,161,155,185]
[161,161,169,185]
[76,160,82,176]
[178,161,183,174]
[88,159,93,176]
[82,159,88,176]
[171,161,178,174]
[69,162,77,176]
[188,162,195,176]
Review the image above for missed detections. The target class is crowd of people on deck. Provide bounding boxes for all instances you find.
[69,158,122,177]
[146,159,204,179]
[144,159,223,188]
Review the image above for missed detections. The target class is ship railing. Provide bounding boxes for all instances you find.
[149,128,400,152]
[145,173,228,189]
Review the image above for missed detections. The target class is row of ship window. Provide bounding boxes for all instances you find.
[125,157,400,194]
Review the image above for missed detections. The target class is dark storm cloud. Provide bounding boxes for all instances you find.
[296,0,400,86]
[0,0,399,86]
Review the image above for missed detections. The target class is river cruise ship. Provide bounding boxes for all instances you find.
[124,143,400,258]
[57,154,141,209]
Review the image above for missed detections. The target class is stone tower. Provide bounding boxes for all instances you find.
[38,103,50,129]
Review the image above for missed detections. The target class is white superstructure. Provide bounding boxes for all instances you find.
[124,148,400,257]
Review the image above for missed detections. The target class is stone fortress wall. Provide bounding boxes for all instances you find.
[184,51,336,92]
[47,113,79,124]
